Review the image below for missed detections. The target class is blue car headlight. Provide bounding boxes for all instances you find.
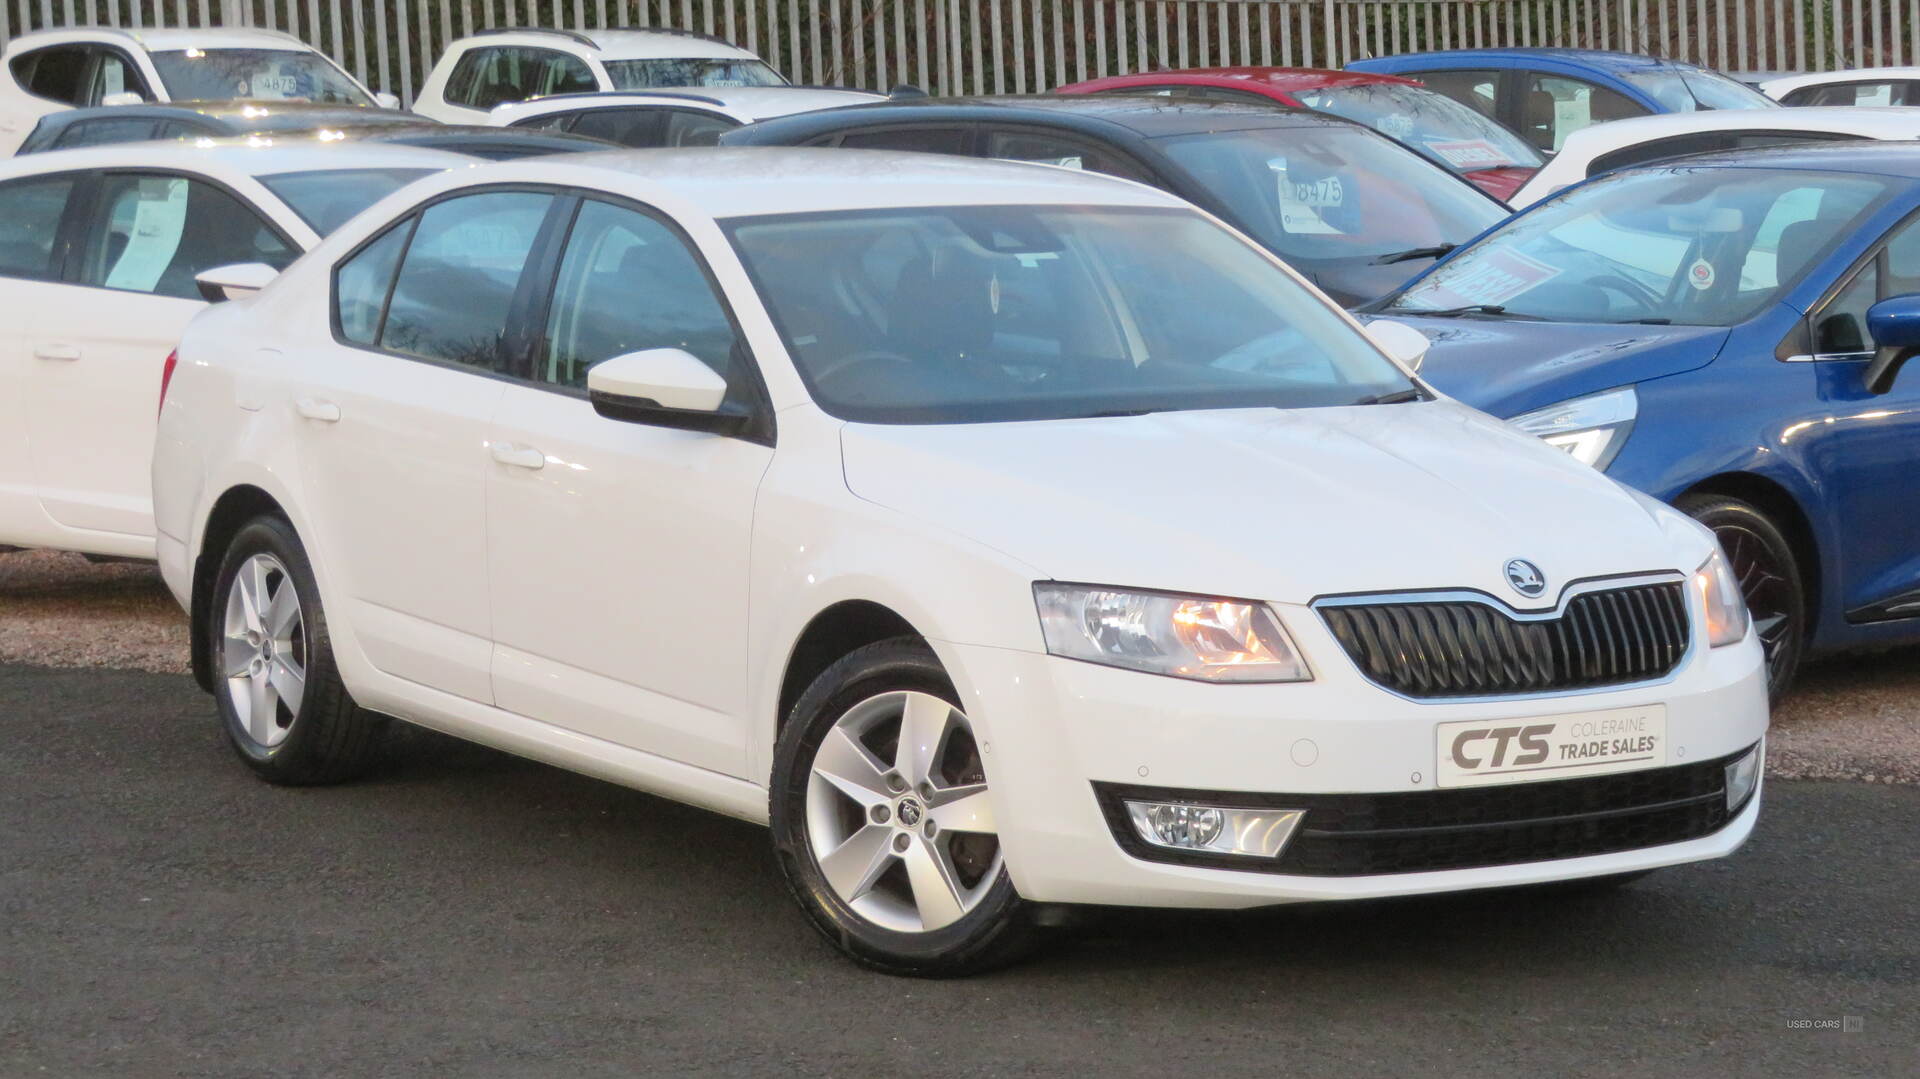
[1509,386,1638,470]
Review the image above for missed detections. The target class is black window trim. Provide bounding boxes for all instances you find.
[327,182,776,445]
[64,166,300,300]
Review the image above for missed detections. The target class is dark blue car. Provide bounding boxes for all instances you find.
[1362,143,1920,697]
[1347,48,1777,157]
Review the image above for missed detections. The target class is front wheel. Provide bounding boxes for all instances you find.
[770,638,1037,976]
[1676,493,1805,701]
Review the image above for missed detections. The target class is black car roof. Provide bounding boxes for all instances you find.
[723,94,1346,144]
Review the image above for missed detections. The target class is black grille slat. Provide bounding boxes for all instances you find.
[1320,581,1690,698]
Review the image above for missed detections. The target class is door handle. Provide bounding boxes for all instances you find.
[489,442,546,470]
[33,343,80,362]
[294,397,341,423]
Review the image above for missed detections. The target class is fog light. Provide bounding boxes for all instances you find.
[1725,743,1762,811]
[1125,800,1305,858]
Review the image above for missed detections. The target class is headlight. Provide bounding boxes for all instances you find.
[1034,584,1311,683]
[1508,386,1638,469]
[1694,548,1750,648]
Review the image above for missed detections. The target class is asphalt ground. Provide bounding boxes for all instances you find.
[1,663,1913,1077]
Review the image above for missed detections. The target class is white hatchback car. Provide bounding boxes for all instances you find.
[1507,106,1920,208]
[153,149,1769,975]
[489,86,884,146]
[0,140,464,560]
[0,26,395,155]
[412,27,785,124]
[1760,67,1920,107]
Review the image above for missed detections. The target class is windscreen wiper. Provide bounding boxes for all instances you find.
[1351,388,1431,406]
[1402,303,1511,318]
[1371,243,1458,265]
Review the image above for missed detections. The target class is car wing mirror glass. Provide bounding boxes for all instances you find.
[1363,318,1430,373]
[1864,293,1920,394]
[194,262,280,303]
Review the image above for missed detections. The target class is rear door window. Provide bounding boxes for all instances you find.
[74,173,297,300]
[1407,69,1501,119]
[565,107,667,146]
[832,127,971,153]
[52,116,161,150]
[0,175,78,280]
[663,108,737,146]
[983,129,1152,183]
[376,191,557,373]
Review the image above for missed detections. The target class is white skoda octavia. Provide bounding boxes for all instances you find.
[153,149,1769,975]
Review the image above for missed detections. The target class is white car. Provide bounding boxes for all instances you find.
[1508,106,1920,208]
[0,26,396,156]
[0,139,464,561]
[412,27,785,124]
[153,149,1768,975]
[1761,67,1920,107]
[489,86,884,146]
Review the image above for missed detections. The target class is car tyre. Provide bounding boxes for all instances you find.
[770,637,1038,977]
[1676,493,1805,701]
[207,514,382,785]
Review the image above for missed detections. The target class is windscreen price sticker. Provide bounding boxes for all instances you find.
[1410,247,1561,309]
[1425,138,1507,169]
[1290,175,1346,208]
[1435,705,1667,788]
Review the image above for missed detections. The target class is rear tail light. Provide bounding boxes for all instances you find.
[158,350,179,415]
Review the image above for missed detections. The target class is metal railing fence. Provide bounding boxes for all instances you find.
[3,1,1916,106]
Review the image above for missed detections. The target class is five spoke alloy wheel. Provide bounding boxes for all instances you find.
[804,690,1001,933]
[221,552,308,749]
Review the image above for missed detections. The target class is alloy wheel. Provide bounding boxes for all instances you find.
[220,552,308,749]
[803,690,1001,933]
[1712,522,1797,673]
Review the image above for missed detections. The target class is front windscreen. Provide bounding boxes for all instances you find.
[1385,166,1892,326]
[1625,67,1779,112]
[259,167,436,234]
[1154,125,1506,270]
[726,204,1413,424]
[601,58,786,89]
[150,49,372,105]
[1292,83,1542,173]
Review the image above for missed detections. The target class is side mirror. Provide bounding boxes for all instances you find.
[194,262,280,303]
[587,347,749,436]
[373,92,402,110]
[1864,293,1920,394]
[1364,318,1430,373]
[100,91,145,107]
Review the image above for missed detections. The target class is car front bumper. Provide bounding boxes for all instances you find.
[937,624,1768,909]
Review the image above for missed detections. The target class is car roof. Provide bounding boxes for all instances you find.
[512,146,1186,217]
[1618,139,1920,179]
[4,25,317,53]
[454,27,759,60]
[1069,67,1422,93]
[1761,67,1920,94]
[494,85,883,121]
[0,138,470,183]
[1355,47,1702,73]
[1559,106,1920,151]
[729,94,1339,141]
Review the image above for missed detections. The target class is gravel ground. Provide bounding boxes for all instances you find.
[3,547,1915,784]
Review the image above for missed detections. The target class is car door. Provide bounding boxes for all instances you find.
[1793,209,1920,621]
[485,195,772,776]
[291,187,567,703]
[0,172,86,547]
[26,170,297,540]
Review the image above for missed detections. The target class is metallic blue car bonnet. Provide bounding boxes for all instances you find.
[1381,317,1732,418]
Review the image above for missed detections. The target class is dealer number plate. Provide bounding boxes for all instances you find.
[1435,705,1667,789]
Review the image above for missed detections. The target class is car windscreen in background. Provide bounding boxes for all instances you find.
[1293,83,1542,173]
[601,58,786,89]
[150,49,372,105]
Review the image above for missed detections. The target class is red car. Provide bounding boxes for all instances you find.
[1057,67,1542,202]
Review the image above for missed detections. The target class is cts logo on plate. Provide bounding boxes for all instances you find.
[1435,705,1668,788]
[1504,558,1546,598]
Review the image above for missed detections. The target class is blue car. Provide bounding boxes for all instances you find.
[1360,143,1920,698]
[1347,48,1777,157]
